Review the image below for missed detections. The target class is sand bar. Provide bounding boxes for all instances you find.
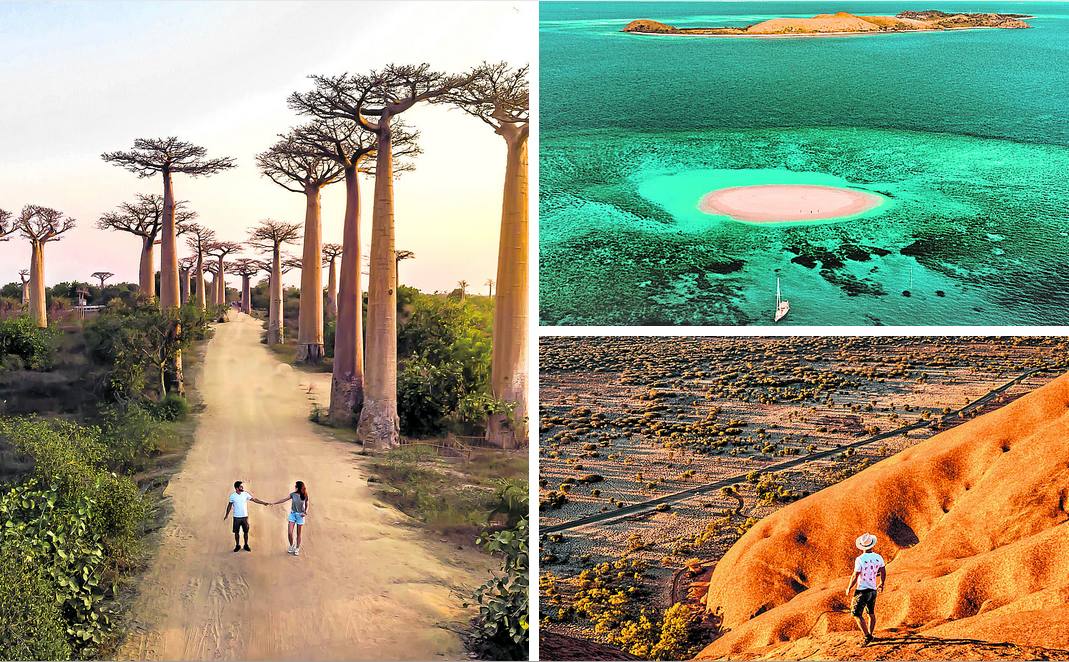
[699,184,882,222]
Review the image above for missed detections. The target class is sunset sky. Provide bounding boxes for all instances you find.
[0,1,533,293]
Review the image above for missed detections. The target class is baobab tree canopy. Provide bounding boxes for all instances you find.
[443,61,530,130]
[0,208,13,239]
[97,194,195,237]
[255,135,344,192]
[249,219,302,250]
[101,137,236,177]
[16,205,76,243]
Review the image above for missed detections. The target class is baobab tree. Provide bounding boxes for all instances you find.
[15,205,76,328]
[256,134,343,364]
[183,223,216,310]
[178,256,197,305]
[445,62,530,448]
[289,65,469,447]
[232,258,261,315]
[0,208,14,241]
[249,219,301,345]
[322,242,342,321]
[92,271,114,288]
[457,280,469,299]
[395,249,415,290]
[97,194,196,301]
[280,113,422,425]
[486,278,494,297]
[206,241,241,306]
[18,269,29,305]
[101,137,234,310]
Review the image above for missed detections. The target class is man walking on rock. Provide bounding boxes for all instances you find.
[223,480,269,552]
[845,532,886,645]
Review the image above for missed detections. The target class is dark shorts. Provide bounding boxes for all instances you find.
[232,516,249,535]
[852,588,877,617]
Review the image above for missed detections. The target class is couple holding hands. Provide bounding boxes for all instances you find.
[223,479,309,556]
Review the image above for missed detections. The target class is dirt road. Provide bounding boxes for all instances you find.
[119,313,488,660]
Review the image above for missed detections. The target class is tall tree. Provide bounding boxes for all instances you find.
[249,220,301,345]
[256,134,343,364]
[232,258,261,315]
[101,137,234,309]
[321,242,343,321]
[203,261,220,310]
[92,271,114,288]
[281,113,420,426]
[18,269,29,305]
[0,208,14,241]
[395,249,415,291]
[183,224,216,310]
[206,241,241,306]
[445,62,530,448]
[486,278,494,297]
[292,65,468,447]
[97,194,195,300]
[178,256,197,305]
[457,280,469,299]
[15,205,76,328]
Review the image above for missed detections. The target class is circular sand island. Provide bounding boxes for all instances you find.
[700,184,883,223]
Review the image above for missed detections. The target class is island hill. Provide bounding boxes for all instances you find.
[622,10,1032,37]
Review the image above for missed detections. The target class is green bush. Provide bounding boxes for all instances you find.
[397,357,466,437]
[147,393,190,422]
[98,405,160,472]
[467,517,529,660]
[0,315,57,370]
[0,540,72,661]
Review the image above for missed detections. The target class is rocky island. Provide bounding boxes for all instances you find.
[622,10,1032,37]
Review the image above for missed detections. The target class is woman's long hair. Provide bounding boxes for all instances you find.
[295,480,308,501]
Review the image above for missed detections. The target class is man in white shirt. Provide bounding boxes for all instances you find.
[844,532,886,645]
[223,480,269,552]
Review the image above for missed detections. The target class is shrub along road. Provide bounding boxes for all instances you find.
[118,312,488,660]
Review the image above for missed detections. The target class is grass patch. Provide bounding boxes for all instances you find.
[367,443,527,539]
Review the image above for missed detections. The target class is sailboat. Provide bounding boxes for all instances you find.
[775,277,790,322]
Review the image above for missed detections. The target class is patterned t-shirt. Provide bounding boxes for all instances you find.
[854,552,885,590]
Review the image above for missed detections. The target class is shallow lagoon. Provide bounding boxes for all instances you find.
[539,2,1069,325]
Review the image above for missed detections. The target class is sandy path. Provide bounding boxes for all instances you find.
[119,313,488,661]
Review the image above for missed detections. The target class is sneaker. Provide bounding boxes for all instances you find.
[233,545,241,552]
[243,544,251,552]
[287,545,296,554]
[293,547,300,556]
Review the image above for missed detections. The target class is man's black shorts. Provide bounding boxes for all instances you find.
[851,588,877,617]
[232,516,249,535]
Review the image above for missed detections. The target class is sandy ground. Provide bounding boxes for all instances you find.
[699,184,881,222]
[118,312,488,661]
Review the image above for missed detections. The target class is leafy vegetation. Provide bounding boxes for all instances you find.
[0,315,57,371]
[467,517,529,661]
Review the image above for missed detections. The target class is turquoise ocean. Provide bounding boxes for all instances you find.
[539,1,1069,325]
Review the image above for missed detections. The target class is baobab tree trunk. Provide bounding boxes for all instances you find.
[357,126,400,448]
[241,275,252,314]
[160,171,179,309]
[487,132,529,449]
[179,268,190,305]
[296,186,325,363]
[215,257,226,306]
[330,166,365,426]
[195,254,207,310]
[21,280,29,306]
[28,241,47,328]
[267,251,283,344]
[139,237,156,300]
[326,255,338,321]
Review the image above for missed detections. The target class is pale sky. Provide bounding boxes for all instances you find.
[0,1,533,293]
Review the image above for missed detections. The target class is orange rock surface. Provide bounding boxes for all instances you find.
[699,371,1069,659]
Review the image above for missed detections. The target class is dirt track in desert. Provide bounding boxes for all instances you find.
[118,312,488,660]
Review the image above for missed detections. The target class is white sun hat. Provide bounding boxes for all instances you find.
[855,533,878,551]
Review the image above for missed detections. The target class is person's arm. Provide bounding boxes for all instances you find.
[223,502,233,520]
[250,495,271,506]
[271,496,290,505]
[877,565,886,592]
[302,498,309,516]
[845,570,858,596]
